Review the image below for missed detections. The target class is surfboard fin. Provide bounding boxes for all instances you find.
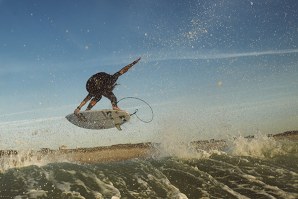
[115,124,122,131]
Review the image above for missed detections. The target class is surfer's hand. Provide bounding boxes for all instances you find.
[133,57,141,64]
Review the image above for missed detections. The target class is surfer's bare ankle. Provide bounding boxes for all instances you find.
[112,106,121,111]
[74,107,81,115]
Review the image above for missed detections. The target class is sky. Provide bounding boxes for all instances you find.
[0,0,298,149]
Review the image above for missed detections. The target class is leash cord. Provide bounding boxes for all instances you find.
[117,97,154,123]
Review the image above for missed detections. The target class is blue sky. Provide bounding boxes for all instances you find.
[0,0,297,149]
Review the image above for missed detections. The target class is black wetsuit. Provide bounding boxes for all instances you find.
[86,72,121,106]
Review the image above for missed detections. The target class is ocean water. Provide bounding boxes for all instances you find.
[0,135,297,199]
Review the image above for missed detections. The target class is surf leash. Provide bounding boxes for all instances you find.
[117,97,154,123]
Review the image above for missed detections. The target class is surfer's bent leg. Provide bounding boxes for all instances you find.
[74,94,92,115]
[103,92,119,110]
[86,95,102,111]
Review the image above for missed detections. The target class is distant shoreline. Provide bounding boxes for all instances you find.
[271,130,298,138]
[244,130,298,140]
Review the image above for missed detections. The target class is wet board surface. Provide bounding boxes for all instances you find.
[66,109,130,130]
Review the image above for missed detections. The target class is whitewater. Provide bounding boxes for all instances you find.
[0,132,297,199]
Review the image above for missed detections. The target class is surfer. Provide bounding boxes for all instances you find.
[74,57,141,116]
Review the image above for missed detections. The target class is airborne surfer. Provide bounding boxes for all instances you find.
[74,57,141,116]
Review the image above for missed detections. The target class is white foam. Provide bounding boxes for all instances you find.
[147,174,189,199]
[61,191,85,199]
[228,135,287,158]
[90,172,121,198]
[195,166,250,199]
[242,174,297,199]
[26,189,48,198]
[0,150,50,172]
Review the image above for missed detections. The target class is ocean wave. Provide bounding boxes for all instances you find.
[1,131,297,173]
[0,132,297,198]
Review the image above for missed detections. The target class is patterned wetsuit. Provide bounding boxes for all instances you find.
[86,72,121,106]
[74,57,140,114]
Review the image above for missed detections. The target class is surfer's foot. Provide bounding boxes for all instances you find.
[74,107,80,115]
[112,106,121,111]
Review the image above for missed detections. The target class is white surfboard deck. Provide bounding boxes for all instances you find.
[65,109,130,130]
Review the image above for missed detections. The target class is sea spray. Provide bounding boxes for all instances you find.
[0,150,45,172]
[0,148,71,172]
[227,134,297,158]
[155,127,226,159]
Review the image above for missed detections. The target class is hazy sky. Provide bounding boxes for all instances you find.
[0,0,297,149]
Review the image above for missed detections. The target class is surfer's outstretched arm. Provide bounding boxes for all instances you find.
[115,57,141,77]
[74,94,92,115]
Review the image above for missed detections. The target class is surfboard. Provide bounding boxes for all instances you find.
[65,109,130,130]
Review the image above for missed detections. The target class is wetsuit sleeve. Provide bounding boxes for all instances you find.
[116,57,141,76]
[112,72,121,79]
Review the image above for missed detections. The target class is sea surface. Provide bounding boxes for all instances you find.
[0,133,297,199]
